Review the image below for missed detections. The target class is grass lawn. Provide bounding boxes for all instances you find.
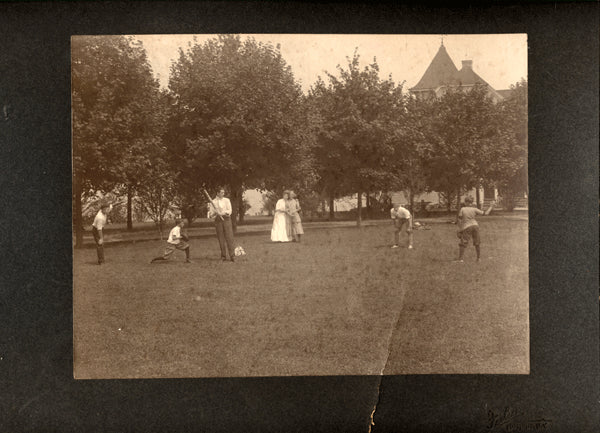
[73,217,528,378]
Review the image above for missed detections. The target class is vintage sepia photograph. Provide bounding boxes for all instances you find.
[72,33,528,379]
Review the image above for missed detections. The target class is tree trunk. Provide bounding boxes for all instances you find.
[73,174,84,249]
[237,187,245,224]
[409,187,414,216]
[158,192,165,240]
[505,190,515,212]
[446,189,453,214]
[328,193,335,221]
[476,185,481,208]
[456,188,461,215]
[357,191,362,227]
[186,205,196,227]
[365,190,371,220]
[229,185,240,233]
[127,184,133,231]
[158,221,164,240]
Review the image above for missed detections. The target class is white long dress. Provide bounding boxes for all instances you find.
[271,199,291,242]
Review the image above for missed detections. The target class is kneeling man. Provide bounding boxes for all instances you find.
[151,218,191,263]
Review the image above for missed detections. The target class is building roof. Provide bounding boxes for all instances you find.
[410,44,499,94]
[496,89,513,99]
[410,44,459,91]
[455,62,490,87]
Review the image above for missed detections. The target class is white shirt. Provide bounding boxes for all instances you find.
[391,206,411,220]
[168,226,181,244]
[210,197,232,217]
[92,208,111,230]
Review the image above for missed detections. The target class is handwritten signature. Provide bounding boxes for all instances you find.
[486,407,552,432]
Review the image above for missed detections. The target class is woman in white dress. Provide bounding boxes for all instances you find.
[271,191,291,242]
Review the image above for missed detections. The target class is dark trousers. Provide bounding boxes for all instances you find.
[92,227,105,264]
[215,216,235,259]
[394,218,413,247]
[458,225,481,247]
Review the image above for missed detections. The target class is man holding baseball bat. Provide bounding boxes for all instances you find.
[206,187,236,262]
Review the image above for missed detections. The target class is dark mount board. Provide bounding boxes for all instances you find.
[0,2,598,432]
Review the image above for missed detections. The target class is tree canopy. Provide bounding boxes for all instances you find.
[308,52,405,222]
[72,35,160,193]
[168,35,311,193]
[72,35,163,246]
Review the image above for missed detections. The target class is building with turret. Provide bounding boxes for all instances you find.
[406,43,525,210]
[409,42,509,102]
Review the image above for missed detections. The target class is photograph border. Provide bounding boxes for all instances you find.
[1,2,597,432]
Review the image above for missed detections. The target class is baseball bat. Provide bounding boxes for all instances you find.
[203,188,224,221]
[110,199,128,208]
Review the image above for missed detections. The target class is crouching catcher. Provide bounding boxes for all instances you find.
[151,218,191,263]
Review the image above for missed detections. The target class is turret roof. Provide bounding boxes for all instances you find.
[410,45,459,90]
[410,44,496,92]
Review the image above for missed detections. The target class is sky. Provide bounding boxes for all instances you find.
[133,34,527,93]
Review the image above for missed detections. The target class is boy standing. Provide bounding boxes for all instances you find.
[92,202,112,265]
[150,218,191,263]
[391,203,414,249]
[455,197,494,262]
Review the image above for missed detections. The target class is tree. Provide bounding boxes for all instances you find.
[308,51,400,225]
[492,79,528,211]
[168,35,312,230]
[72,35,162,246]
[261,191,278,216]
[420,85,506,212]
[387,94,429,213]
[137,159,177,239]
[306,79,345,220]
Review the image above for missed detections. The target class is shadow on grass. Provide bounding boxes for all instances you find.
[149,260,190,265]
[151,257,226,264]
[260,241,299,245]
[428,257,458,263]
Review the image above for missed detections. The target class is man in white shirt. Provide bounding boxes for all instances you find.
[208,187,236,262]
[92,203,112,265]
[150,218,191,263]
[390,203,414,249]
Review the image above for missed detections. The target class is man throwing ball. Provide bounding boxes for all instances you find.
[150,218,192,263]
[391,203,414,250]
[455,197,494,263]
